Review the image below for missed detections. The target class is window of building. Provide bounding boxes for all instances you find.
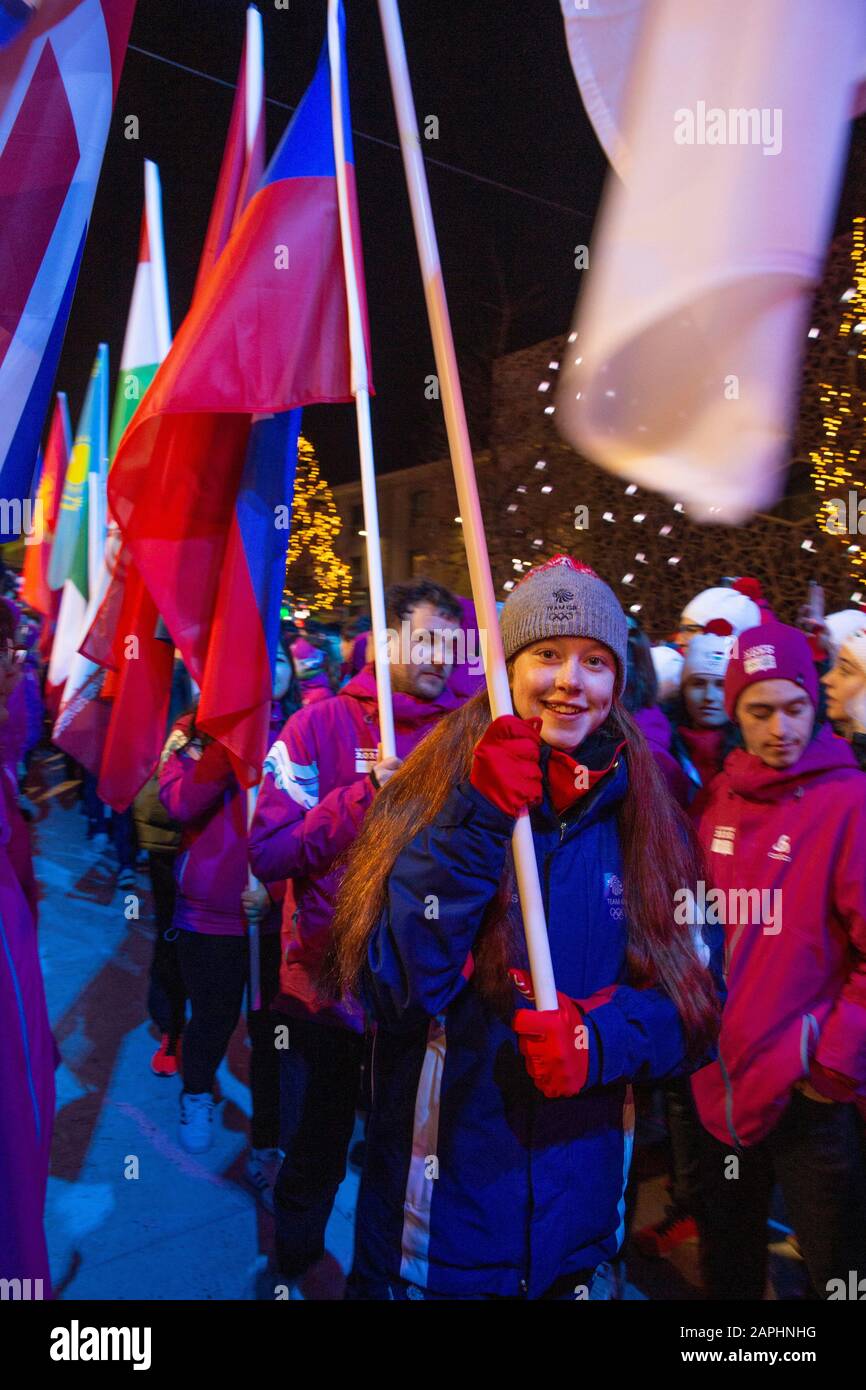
[410,550,429,577]
[409,490,430,525]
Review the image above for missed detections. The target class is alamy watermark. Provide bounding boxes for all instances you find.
[674,881,782,935]
[49,1321,151,1370]
[0,497,43,544]
[674,101,782,157]
[824,490,866,536]
[1,1277,44,1300]
[380,620,486,676]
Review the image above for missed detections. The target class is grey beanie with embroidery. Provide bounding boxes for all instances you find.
[499,555,628,696]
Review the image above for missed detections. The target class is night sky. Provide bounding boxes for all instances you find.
[57,0,606,485]
[56,0,866,491]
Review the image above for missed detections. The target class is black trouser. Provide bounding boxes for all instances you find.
[113,807,135,871]
[696,1089,866,1300]
[82,771,108,833]
[146,851,185,1039]
[666,1077,703,1214]
[274,1017,365,1280]
[176,930,281,1148]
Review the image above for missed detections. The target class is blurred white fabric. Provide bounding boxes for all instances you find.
[558,0,866,523]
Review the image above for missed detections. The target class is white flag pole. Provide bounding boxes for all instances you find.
[245,6,266,1016]
[327,0,396,761]
[246,783,261,1012]
[375,0,557,1010]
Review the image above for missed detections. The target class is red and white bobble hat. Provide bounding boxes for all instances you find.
[680,585,761,636]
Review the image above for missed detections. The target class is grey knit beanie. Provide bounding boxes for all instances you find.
[500,555,628,695]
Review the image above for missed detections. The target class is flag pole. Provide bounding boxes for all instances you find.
[375,0,556,1010]
[246,784,261,1012]
[327,0,396,761]
[244,12,265,1013]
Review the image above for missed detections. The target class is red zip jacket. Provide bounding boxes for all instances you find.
[691,724,866,1145]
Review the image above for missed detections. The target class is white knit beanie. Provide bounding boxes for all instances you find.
[839,628,866,732]
[650,645,684,701]
[825,610,866,660]
[681,586,761,635]
[682,630,734,681]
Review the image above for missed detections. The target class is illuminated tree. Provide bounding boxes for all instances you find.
[284,435,352,613]
[809,215,866,597]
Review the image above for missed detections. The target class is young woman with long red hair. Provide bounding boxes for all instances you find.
[331,557,724,1300]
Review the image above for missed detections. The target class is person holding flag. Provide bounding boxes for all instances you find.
[250,579,470,1295]
[157,647,295,1190]
[331,557,724,1300]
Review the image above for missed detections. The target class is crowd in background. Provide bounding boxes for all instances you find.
[2,555,866,1301]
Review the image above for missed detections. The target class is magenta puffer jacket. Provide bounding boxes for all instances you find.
[633,705,691,807]
[691,724,866,1146]
[159,713,284,936]
[249,665,464,1029]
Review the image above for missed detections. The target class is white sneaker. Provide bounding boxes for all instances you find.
[244,1147,283,1213]
[179,1091,215,1153]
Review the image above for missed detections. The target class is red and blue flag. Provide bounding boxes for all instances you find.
[102,1,371,805]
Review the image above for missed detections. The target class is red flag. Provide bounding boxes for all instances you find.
[21,391,71,614]
[192,4,264,296]
[95,558,173,805]
[93,9,266,810]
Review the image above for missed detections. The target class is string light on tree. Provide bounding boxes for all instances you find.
[283,434,352,613]
[811,215,866,589]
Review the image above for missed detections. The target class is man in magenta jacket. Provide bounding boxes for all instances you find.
[249,578,481,1295]
[691,621,866,1299]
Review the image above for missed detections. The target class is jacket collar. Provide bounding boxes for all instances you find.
[533,725,628,831]
[341,662,462,727]
[724,721,857,802]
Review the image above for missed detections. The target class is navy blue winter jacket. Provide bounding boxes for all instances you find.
[352,742,724,1298]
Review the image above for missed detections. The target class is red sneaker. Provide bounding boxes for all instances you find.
[151,1034,182,1077]
[633,1207,698,1258]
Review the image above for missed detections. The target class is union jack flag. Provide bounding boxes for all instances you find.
[0,0,136,538]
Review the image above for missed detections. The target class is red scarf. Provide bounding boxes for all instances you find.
[546,742,625,816]
[678,725,725,788]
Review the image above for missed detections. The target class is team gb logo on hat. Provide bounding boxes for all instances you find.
[743,642,777,676]
[547,587,578,623]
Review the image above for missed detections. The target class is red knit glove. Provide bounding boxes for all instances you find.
[469,715,543,817]
[513,991,590,1098]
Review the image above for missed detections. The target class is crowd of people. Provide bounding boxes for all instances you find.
[2,559,866,1302]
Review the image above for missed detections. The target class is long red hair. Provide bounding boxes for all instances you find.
[330,692,719,1052]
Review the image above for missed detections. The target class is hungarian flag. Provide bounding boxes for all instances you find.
[20,390,71,615]
[95,5,265,810]
[0,0,136,538]
[45,341,108,703]
[102,1,370,806]
[53,160,172,772]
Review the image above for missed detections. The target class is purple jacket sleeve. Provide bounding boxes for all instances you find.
[814,795,866,1088]
[248,712,375,883]
[158,725,235,825]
